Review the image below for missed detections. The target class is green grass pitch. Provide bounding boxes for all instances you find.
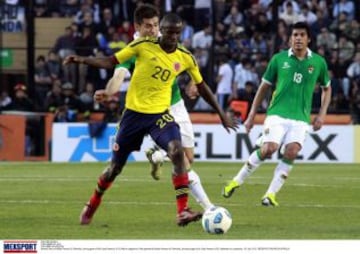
[0,162,359,239]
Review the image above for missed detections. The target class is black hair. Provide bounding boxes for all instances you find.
[289,21,313,48]
[134,3,160,24]
[290,22,311,37]
[160,13,183,28]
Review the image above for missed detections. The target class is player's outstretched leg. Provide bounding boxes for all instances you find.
[80,164,119,225]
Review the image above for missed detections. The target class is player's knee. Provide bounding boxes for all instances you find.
[167,140,183,161]
[283,143,301,160]
[261,143,278,158]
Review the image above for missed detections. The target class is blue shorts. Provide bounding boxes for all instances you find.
[112,109,181,164]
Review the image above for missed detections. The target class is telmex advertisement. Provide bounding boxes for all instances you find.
[52,123,357,163]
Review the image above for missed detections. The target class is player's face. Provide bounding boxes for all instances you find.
[160,23,182,50]
[136,17,159,37]
[289,28,310,51]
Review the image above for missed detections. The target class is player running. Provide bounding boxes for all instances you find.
[64,9,237,226]
[222,22,332,206]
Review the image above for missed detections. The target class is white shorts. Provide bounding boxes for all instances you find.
[262,115,310,148]
[170,99,194,148]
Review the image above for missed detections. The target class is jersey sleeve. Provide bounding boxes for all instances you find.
[186,54,203,84]
[318,58,330,87]
[262,55,278,85]
[115,57,136,72]
[114,43,138,64]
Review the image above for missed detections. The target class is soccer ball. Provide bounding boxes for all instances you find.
[151,150,164,163]
[201,206,232,234]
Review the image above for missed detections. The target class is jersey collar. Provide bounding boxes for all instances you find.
[288,48,313,58]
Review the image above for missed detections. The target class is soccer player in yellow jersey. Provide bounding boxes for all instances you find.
[64,12,238,226]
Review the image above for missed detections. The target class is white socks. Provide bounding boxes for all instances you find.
[188,170,214,210]
[265,160,293,195]
[233,149,263,185]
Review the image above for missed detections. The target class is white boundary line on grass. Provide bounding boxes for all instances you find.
[1,199,360,209]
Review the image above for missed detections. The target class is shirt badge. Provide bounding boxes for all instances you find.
[308,65,314,74]
[174,62,181,72]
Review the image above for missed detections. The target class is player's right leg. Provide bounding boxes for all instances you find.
[80,110,143,225]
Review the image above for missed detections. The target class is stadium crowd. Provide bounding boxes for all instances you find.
[1,0,360,125]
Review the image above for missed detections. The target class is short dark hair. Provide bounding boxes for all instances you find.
[160,13,183,28]
[134,3,159,24]
[290,22,311,37]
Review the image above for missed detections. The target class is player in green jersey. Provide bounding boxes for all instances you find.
[223,22,332,206]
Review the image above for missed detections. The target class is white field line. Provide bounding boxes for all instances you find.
[0,199,360,209]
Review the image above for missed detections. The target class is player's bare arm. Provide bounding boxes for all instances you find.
[196,81,238,132]
[63,55,115,69]
[105,68,128,95]
[244,81,271,133]
[313,85,332,131]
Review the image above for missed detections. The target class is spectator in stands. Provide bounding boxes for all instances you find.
[79,81,95,112]
[194,0,211,32]
[107,31,128,53]
[232,58,259,100]
[299,4,317,26]
[347,53,360,80]
[52,26,77,86]
[316,27,337,52]
[329,11,349,35]
[279,1,302,25]
[332,0,355,21]
[215,54,233,111]
[59,0,80,17]
[54,82,83,122]
[343,19,360,42]
[191,23,213,77]
[74,0,101,25]
[334,34,355,62]
[0,90,12,111]
[249,31,268,55]
[47,51,62,82]
[44,79,63,113]
[273,19,289,53]
[9,84,35,112]
[34,55,52,110]
[223,5,244,28]
[76,25,98,93]
[117,20,135,41]
[98,7,118,37]
[179,19,194,48]
[310,9,330,35]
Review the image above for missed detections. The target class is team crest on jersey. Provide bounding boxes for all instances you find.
[308,65,314,74]
[174,62,181,72]
[113,142,119,151]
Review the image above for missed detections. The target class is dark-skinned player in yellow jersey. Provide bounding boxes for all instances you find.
[64,13,238,227]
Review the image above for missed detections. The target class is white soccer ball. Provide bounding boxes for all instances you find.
[151,150,164,164]
[202,206,232,234]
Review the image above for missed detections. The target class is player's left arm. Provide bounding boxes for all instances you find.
[313,60,332,131]
[196,81,238,132]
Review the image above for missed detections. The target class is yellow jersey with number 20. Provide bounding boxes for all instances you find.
[114,37,203,114]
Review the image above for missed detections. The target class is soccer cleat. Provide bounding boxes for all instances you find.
[80,199,101,225]
[176,208,203,227]
[222,180,240,198]
[145,147,163,181]
[261,193,279,207]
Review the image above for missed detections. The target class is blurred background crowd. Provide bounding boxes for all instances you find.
[1,0,360,125]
